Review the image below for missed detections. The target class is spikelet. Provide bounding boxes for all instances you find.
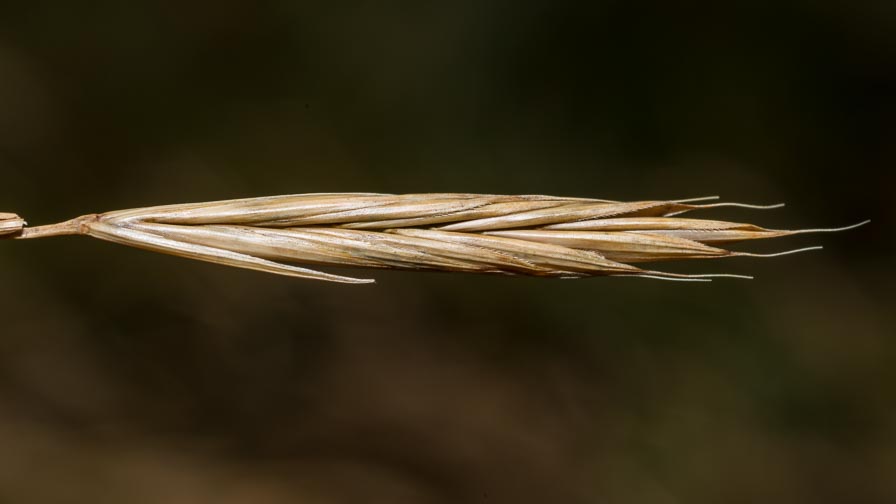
[2,194,868,283]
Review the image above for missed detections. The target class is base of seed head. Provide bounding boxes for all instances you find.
[0,213,26,236]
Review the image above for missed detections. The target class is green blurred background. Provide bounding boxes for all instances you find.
[0,2,893,503]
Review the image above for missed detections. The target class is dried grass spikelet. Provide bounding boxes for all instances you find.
[2,193,868,284]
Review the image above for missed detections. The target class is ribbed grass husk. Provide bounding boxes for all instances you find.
[2,193,866,283]
[0,213,25,236]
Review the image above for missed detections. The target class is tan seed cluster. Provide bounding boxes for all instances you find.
[3,193,867,283]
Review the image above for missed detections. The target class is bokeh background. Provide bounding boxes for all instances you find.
[0,2,893,503]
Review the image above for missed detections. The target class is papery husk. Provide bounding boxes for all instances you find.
[3,193,866,283]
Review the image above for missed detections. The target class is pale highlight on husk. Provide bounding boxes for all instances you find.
[0,213,25,236]
[2,193,868,283]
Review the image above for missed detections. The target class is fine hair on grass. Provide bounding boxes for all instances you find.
[1,193,869,284]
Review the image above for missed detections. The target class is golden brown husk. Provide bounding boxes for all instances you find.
[3,193,863,283]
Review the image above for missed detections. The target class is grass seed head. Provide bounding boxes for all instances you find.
[2,194,868,284]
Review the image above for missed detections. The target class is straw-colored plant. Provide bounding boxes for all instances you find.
[1,193,866,283]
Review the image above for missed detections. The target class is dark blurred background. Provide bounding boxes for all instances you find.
[0,2,893,503]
